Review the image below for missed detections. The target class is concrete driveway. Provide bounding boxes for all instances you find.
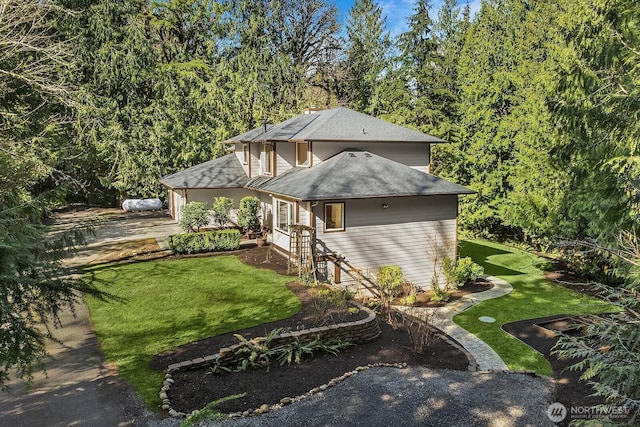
[55,209,183,268]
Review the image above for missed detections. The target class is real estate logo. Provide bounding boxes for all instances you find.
[547,402,567,422]
[547,402,631,423]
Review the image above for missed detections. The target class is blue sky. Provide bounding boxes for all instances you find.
[334,0,482,37]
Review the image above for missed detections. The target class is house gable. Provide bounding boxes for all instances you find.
[224,107,446,177]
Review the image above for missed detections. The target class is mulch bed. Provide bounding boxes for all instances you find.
[503,263,628,426]
[502,315,605,427]
[391,279,493,307]
[164,319,467,415]
[150,245,470,415]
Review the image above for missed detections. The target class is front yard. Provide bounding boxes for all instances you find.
[456,239,618,375]
[84,256,301,407]
[84,239,619,413]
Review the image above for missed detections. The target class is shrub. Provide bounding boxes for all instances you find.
[442,257,485,289]
[395,310,439,354]
[168,229,241,254]
[430,286,449,302]
[179,201,210,232]
[309,287,351,323]
[376,265,404,296]
[430,275,450,302]
[237,196,261,232]
[212,196,233,227]
[455,257,485,286]
[442,257,457,289]
[400,293,417,306]
[210,329,351,373]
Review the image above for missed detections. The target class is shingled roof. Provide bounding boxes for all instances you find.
[160,154,248,189]
[245,149,474,200]
[225,107,445,144]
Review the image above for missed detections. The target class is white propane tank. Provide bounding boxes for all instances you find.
[122,198,163,212]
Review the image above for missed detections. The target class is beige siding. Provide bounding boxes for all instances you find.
[235,142,250,176]
[169,189,185,220]
[298,201,311,227]
[314,195,458,289]
[258,192,273,230]
[276,142,295,176]
[311,142,430,173]
[250,142,261,178]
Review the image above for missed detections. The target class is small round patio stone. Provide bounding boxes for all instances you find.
[479,316,496,323]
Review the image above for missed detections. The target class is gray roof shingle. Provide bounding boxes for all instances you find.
[245,149,474,200]
[160,154,248,189]
[225,108,445,143]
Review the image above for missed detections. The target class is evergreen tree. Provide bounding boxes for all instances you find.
[343,0,391,112]
[552,0,640,240]
[0,0,106,387]
[453,0,564,241]
[431,0,469,141]
[397,0,442,134]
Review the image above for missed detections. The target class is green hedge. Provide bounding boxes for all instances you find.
[168,229,241,254]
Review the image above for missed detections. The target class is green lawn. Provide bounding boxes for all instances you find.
[84,256,301,407]
[455,239,617,375]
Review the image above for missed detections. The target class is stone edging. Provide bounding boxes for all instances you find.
[160,302,381,418]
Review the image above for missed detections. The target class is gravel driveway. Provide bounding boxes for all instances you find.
[204,367,554,427]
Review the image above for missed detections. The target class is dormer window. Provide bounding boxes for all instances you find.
[242,143,249,164]
[264,144,273,175]
[296,142,309,167]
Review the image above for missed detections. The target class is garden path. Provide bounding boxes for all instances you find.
[398,276,513,371]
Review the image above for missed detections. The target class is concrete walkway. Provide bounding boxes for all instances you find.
[399,276,513,371]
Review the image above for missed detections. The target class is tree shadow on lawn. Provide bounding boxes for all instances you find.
[459,240,524,277]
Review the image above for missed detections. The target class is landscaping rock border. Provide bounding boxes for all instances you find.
[160,302,381,418]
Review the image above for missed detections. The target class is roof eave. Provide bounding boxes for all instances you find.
[287,138,445,143]
[297,190,473,201]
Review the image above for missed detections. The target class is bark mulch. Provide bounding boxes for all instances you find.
[150,244,470,415]
[502,315,605,427]
[391,279,493,308]
[503,263,625,426]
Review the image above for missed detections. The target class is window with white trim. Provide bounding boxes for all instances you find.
[242,143,249,164]
[264,144,273,175]
[324,202,345,232]
[275,199,295,233]
[296,142,309,166]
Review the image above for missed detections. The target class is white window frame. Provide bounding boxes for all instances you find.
[324,202,345,232]
[296,141,309,167]
[264,144,273,175]
[275,199,295,234]
[242,143,249,164]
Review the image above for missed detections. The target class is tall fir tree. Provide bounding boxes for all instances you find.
[343,0,391,112]
[397,0,442,134]
[453,0,565,241]
[552,0,640,240]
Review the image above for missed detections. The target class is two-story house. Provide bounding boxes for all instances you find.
[160,107,474,290]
